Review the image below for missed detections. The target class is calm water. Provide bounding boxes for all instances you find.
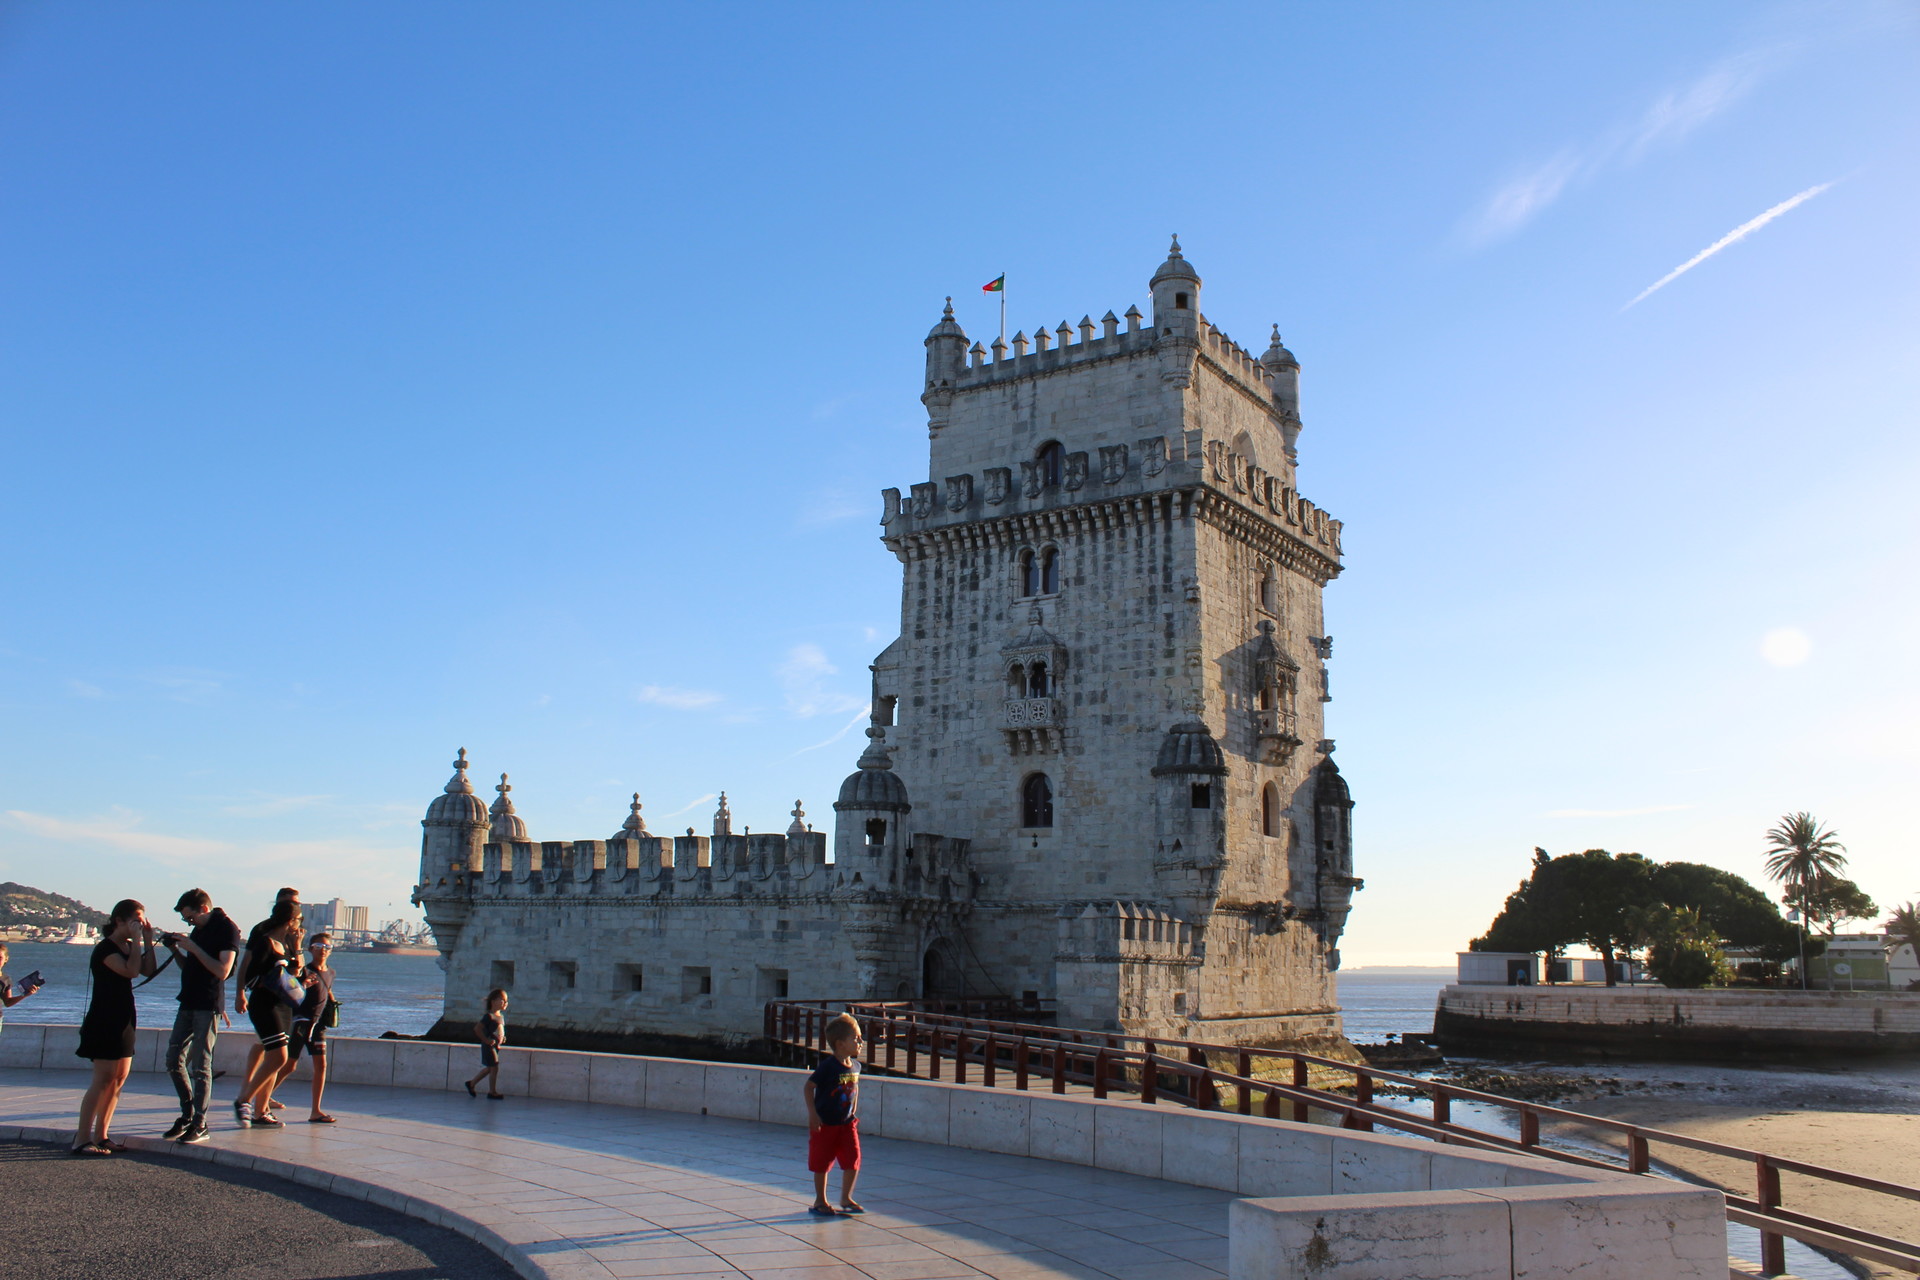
[0,941,446,1039]
[1332,968,1449,1042]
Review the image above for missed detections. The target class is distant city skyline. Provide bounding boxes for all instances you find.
[2,3,1916,965]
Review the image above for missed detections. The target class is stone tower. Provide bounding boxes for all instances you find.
[871,238,1359,1043]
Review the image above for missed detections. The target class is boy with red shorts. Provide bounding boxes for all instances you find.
[803,1013,864,1216]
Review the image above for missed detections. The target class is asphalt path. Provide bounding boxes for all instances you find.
[0,1138,519,1280]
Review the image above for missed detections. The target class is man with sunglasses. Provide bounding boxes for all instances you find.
[161,888,241,1145]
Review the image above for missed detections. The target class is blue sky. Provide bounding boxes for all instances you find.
[2,3,1916,963]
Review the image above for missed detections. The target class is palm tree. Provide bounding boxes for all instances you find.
[1887,902,1920,988]
[1763,812,1847,990]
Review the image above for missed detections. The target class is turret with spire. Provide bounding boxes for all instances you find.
[712,792,732,838]
[488,773,529,843]
[922,296,968,435]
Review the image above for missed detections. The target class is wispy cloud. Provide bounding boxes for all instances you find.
[1466,51,1774,245]
[790,706,872,756]
[638,684,724,710]
[778,643,867,719]
[1546,804,1693,819]
[658,793,717,820]
[220,794,333,818]
[5,807,228,864]
[1621,182,1835,310]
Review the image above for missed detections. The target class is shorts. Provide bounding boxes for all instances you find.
[806,1118,860,1173]
[76,1018,136,1061]
[249,999,292,1051]
[289,1019,326,1061]
[480,1043,500,1068]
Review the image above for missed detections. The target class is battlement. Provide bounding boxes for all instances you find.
[1056,899,1199,962]
[944,310,1281,408]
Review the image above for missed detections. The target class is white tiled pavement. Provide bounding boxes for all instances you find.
[0,1068,1232,1280]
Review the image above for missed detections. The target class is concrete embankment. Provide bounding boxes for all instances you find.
[1435,985,1920,1059]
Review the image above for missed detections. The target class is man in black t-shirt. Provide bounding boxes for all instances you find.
[160,888,241,1144]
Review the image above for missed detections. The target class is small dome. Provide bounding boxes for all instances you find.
[925,296,966,342]
[1149,234,1200,288]
[488,773,528,843]
[834,727,912,813]
[425,749,490,825]
[612,793,647,841]
[1262,324,1298,371]
[1314,756,1352,809]
[1152,722,1229,777]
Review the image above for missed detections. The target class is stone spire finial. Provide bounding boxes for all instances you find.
[712,792,732,837]
[445,749,474,795]
[487,772,529,841]
[856,725,893,771]
[943,296,954,318]
[1263,324,1298,370]
[787,800,807,837]
[492,773,514,811]
[623,792,647,835]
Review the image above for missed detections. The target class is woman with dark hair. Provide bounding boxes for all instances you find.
[72,899,156,1155]
[233,900,301,1126]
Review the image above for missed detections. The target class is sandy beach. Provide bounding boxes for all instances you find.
[1524,1058,1920,1279]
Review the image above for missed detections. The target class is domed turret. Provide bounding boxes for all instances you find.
[1262,323,1300,420]
[425,748,490,825]
[1150,234,1202,343]
[1152,722,1229,776]
[488,773,528,843]
[612,793,647,842]
[835,727,911,813]
[922,297,969,432]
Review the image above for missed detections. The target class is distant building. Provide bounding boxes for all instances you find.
[307,898,369,937]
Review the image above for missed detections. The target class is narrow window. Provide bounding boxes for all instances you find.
[548,960,577,993]
[1174,292,1189,310]
[1262,782,1281,837]
[1260,568,1278,613]
[1190,782,1212,810]
[1019,548,1038,597]
[865,817,887,845]
[1037,441,1065,489]
[1028,660,1048,698]
[617,963,644,993]
[1040,547,1059,594]
[1022,773,1054,828]
[682,966,712,999]
[1008,663,1028,698]
[1257,683,1274,712]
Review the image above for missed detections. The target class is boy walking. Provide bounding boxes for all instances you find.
[463,988,508,1099]
[162,888,241,1144]
[803,1013,864,1216]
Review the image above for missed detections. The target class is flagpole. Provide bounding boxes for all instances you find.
[999,274,1006,348]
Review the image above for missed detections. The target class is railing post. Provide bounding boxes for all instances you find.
[983,1034,996,1088]
[1627,1133,1648,1175]
[1093,1049,1109,1099]
[1015,1039,1029,1091]
[1756,1157,1785,1276]
[1237,1050,1252,1115]
[1520,1109,1539,1149]
[1432,1087,1451,1126]
[1052,1044,1066,1094]
[1141,1054,1157,1106]
[1143,1039,1156,1101]
[929,1028,941,1081]
[1353,1073,1374,1132]
[885,1015,897,1072]
[1263,1085,1281,1119]
[906,1020,918,1077]
[1189,1045,1217,1111]
[1291,1058,1310,1124]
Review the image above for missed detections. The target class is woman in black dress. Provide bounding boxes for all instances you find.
[72,899,157,1155]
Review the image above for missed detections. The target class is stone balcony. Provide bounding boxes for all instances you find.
[1254,708,1303,764]
[1004,696,1060,727]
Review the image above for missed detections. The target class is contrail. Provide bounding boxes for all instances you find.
[1622,181,1834,310]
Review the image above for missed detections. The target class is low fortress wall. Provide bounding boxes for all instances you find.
[1,1022,1725,1279]
[1436,984,1920,1058]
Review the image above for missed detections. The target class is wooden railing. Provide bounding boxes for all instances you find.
[765,999,1920,1277]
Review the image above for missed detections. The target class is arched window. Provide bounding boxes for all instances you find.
[1019,548,1039,597]
[1021,773,1053,828]
[1261,783,1282,837]
[1028,660,1049,698]
[1257,682,1274,712]
[865,818,887,845]
[1037,441,1065,489]
[1259,566,1278,614]
[1040,547,1059,594]
[1007,663,1029,698]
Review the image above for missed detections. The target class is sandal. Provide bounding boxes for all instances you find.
[308,1113,336,1124]
[808,1204,843,1217]
[839,1201,865,1214]
[251,1113,283,1127]
[99,1139,130,1153]
[71,1143,111,1157]
[268,1099,286,1111]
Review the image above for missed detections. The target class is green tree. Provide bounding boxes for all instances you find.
[1649,862,1800,960]
[1472,849,1653,986]
[1635,905,1733,989]
[1799,876,1878,936]
[1886,902,1920,991]
[1762,812,1847,990]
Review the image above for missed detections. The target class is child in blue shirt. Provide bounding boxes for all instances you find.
[803,1012,864,1216]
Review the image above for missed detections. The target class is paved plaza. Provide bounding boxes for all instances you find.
[0,1067,1234,1280]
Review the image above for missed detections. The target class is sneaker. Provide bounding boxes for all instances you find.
[234,1100,252,1125]
[162,1116,192,1142]
[178,1124,211,1145]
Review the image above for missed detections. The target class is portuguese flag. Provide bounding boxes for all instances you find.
[982,274,1005,293]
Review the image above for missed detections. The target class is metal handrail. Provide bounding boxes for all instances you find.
[764,998,1920,1276]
